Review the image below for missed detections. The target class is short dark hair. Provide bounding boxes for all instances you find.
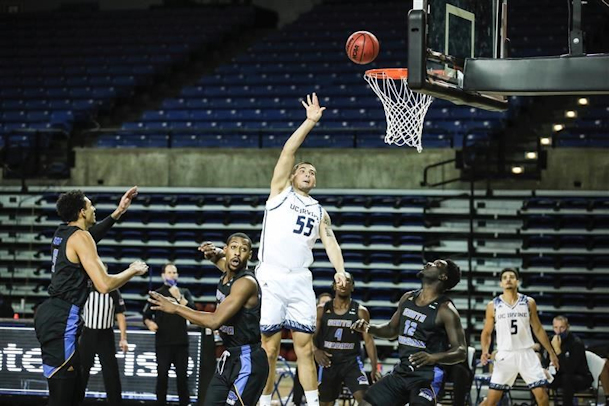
[162,263,176,274]
[291,161,315,175]
[443,259,461,291]
[56,190,87,222]
[500,268,519,280]
[226,232,252,249]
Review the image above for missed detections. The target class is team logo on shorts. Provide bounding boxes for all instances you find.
[418,388,434,402]
[357,375,369,385]
[226,390,238,405]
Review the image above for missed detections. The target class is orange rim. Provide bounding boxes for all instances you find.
[365,68,449,80]
[365,68,408,80]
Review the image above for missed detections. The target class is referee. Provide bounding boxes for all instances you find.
[80,288,128,405]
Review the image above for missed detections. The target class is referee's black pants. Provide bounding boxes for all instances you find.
[156,344,190,406]
[80,327,123,405]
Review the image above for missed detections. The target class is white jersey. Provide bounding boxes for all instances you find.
[493,293,535,351]
[258,186,323,269]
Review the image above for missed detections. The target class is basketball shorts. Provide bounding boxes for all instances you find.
[34,297,82,379]
[489,348,548,390]
[318,356,370,402]
[364,368,436,406]
[204,342,269,406]
[255,263,316,334]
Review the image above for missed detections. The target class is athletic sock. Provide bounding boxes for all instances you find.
[259,393,272,406]
[304,390,319,406]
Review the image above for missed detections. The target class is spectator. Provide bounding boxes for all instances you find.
[545,315,593,405]
[143,263,195,406]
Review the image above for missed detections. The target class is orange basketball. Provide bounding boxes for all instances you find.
[346,31,380,64]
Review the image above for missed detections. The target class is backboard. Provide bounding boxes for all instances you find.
[408,0,609,108]
[408,0,509,111]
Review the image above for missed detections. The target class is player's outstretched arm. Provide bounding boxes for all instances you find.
[529,298,560,370]
[72,231,148,293]
[352,292,412,339]
[88,186,138,243]
[198,241,227,272]
[359,305,382,382]
[269,93,325,199]
[148,276,257,330]
[409,302,467,368]
[320,210,347,288]
[480,301,495,366]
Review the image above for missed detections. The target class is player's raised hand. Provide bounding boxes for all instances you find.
[114,186,138,218]
[148,291,178,314]
[301,93,326,123]
[129,260,148,276]
[314,349,332,368]
[198,241,223,260]
[334,272,347,289]
[351,318,369,334]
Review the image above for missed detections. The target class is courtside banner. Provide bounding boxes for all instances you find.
[0,326,202,401]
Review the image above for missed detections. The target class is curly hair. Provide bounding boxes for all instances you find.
[443,259,461,292]
[56,190,87,223]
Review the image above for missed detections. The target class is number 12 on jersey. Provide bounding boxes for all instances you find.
[293,215,314,236]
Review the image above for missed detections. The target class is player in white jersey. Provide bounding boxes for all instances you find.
[480,268,559,406]
[201,93,347,406]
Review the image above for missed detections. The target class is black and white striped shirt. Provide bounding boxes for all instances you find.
[83,290,126,330]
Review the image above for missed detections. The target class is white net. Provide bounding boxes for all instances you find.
[364,69,434,152]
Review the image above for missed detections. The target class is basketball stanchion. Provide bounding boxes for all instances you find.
[364,68,434,152]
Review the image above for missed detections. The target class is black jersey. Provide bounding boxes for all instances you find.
[216,269,261,348]
[397,290,450,373]
[318,299,362,362]
[48,224,91,308]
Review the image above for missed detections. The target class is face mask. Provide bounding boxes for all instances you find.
[164,278,177,287]
[559,331,569,340]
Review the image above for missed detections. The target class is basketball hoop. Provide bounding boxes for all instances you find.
[364,68,434,152]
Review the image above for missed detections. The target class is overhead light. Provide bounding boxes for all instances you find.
[525,151,538,160]
[565,110,577,118]
[553,124,564,132]
[511,166,524,174]
[577,97,589,105]
[540,137,552,146]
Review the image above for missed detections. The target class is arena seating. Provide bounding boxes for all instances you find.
[0,6,256,165]
[2,187,608,365]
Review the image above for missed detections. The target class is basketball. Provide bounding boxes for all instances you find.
[345,31,380,64]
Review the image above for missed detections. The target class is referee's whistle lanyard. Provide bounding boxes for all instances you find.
[217,350,231,375]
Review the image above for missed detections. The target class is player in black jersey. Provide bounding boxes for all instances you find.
[149,233,269,406]
[313,272,381,405]
[34,187,148,406]
[352,259,467,406]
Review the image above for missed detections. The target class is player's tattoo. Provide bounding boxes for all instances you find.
[323,215,334,238]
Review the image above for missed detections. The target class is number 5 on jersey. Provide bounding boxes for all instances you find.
[510,319,518,335]
[293,215,314,236]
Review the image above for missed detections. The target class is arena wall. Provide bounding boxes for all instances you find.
[59,148,609,190]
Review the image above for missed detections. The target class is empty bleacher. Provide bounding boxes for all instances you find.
[2,186,608,366]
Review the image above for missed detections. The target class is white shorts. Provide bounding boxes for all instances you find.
[255,263,316,334]
[489,348,548,390]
